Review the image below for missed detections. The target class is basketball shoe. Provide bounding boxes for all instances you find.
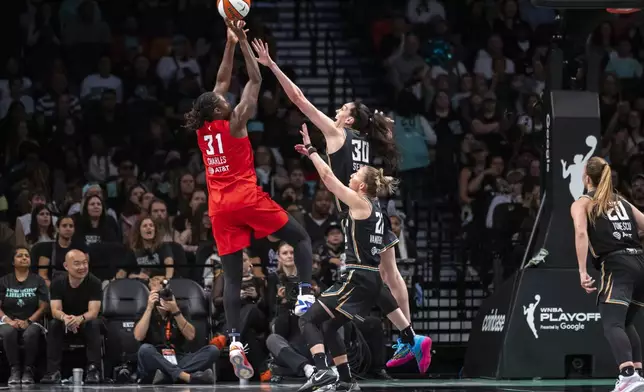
[229,341,254,379]
[412,335,433,374]
[294,294,315,316]
[612,373,644,392]
[387,335,432,373]
[386,338,414,368]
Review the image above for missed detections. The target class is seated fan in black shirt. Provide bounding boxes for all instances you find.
[133,271,219,384]
[41,250,103,385]
[72,195,120,247]
[36,216,88,287]
[127,217,175,281]
[0,246,48,385]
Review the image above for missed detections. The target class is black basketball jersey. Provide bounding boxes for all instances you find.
[584,191,641,259]
[343,197,385,269]
[327,128,372,213]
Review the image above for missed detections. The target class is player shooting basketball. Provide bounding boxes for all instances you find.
[184,20,315,380]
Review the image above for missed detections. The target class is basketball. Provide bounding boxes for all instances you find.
[217,0,251,20]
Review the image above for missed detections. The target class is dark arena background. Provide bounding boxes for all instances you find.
[2,0,644,391]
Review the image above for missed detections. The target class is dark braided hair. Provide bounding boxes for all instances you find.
[350,100,399,170]
[184,92,221,132]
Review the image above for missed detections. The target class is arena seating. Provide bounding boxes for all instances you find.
[88,242,129,282]
[165,278,211,352]
[101,279,148,378]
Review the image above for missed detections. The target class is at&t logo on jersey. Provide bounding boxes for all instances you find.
[203,132,230,174]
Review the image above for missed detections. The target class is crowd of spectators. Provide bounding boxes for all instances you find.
[4,0,644,385]
[0,0,413,384]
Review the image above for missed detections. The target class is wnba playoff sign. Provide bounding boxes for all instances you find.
[464,91,616,379]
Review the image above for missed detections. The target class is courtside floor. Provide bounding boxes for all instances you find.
[0,379,618,391]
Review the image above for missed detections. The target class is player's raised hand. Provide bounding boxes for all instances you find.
[225,19,248,41]
[294,144,308,157]
[299,123,312,145]
[251,38,272,66]
[226,19,247,43]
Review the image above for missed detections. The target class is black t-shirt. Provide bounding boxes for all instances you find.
[0,273,48,320]
[249,237,280,276]
[50,273,102,316]
[73,220,120,247]
[137,308,191,353]
[128,243,173,276]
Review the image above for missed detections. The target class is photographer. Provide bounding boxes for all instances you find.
[134,273,218,384]
[41,250,102,384]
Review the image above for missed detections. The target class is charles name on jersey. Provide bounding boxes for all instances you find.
[206,155,229,174]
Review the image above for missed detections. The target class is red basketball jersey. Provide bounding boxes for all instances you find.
[196,120,258,213]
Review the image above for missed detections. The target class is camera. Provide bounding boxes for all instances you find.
[279,275,300,304]
[159,279,173,301]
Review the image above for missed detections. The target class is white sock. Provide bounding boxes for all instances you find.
[304,364,315,378]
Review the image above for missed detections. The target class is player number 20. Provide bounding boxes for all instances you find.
[375,212,384,235]
[607,201,629,222]
[204,134,224,155]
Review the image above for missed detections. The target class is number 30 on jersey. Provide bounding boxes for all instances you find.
[204,134,224,156]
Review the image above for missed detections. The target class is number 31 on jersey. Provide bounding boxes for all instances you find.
[204,134,224,155]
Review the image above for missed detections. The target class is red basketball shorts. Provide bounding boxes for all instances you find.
[210,191,288,256]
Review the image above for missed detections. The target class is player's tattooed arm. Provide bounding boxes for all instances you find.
[213,21,245,95]
[252,38,341,141]
[229,20,261,137]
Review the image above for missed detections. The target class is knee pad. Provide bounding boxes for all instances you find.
[378,288,399,316]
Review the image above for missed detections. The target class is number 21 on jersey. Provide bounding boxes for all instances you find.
[375,212,384,234]
[204,134,224,156]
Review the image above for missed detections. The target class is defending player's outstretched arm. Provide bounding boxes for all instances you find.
[213,21,245,96]
[227,20,261,137]
[251,38,342,140]
[296,124,370,216]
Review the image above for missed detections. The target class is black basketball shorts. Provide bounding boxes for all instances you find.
[598,254,644,307]
[319,267,382,321]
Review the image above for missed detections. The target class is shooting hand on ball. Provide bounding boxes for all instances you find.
[225,19,248,41]
[226,21,245,43]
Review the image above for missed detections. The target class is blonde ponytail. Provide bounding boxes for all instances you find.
[363,166,400,197]
[588,162,614,223]
[375,168,399,196]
